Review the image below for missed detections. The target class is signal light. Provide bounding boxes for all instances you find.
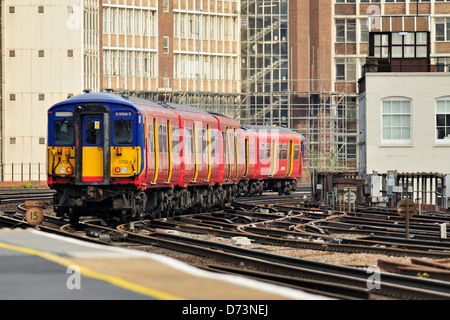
[66,167,72,174]
[115,167,121,173]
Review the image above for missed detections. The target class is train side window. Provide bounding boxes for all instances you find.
[184,127,194,155]
[265,143,270,160]
[189,128,194,154]
[259,143,265,160]
[86,120,102,145]
[202,129,207,154]
[294,144,299,160]
[54,119,74,145]
[282,144,288,160]
[278,144,282,160]
[211,130,217,156]
[229,130,235,159]
[164,125,168,153]
[172,126,180,153]
[158,125,163,153]
[148,123,154,153]
[114,119,133,145]
[223,131,228,164]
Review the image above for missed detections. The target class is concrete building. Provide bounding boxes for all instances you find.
[358,13,450,208]
[0,0,241,182]
[2,0,94,181]
[359,72,450,175]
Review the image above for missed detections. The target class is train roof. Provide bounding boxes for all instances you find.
[51,91,218,116]
[242,125,305,140]
[50,91,136,109]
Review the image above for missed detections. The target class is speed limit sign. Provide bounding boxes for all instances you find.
[25,207,44,226]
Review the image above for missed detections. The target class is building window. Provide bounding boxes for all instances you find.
[436,98,450,141]
[336,19,356,43]
[382,99,411,143]
[372,33,389,58]
[163,0,169,12]
[163,36,169,54]
[38,6,44,13]
[336,58,356,81]
[436,18,450,42]
[360,19,369,42]
[38,50,45,57]
[391,32,428,58]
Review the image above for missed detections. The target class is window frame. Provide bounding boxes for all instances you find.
[381,98,412,145]
[436,98,450,144]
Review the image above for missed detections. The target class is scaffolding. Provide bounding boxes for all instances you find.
[289,90,357,172]
[112,83,358,173]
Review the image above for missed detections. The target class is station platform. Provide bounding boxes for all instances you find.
[0,228,328,300]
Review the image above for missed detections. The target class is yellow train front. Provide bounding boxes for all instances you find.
[47,91,145,225]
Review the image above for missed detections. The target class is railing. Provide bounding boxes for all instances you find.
[363,56,450,74]
[0,163,46,183]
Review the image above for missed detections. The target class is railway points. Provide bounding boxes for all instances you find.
[1,188,450,301]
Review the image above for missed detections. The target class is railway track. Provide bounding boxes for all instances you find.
[0,188,55,204]
[2,191,450,299]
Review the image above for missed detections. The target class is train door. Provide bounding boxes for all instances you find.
[269,140,277,177]
[183,124,195,183]
[222,128,229,181]
[193,122,199,182]
[287,141,294,177]
[149,118,157,184]
[158,121,169,184]
[81,115,105,182]
[205,124,212,182]
[74,105,110,185]
[244,138,249,177]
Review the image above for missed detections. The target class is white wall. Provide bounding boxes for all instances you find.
[364,72,450,175]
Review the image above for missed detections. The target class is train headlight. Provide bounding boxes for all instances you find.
[121,167,127,173]
[59,167,66,174]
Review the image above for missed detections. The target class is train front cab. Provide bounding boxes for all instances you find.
[48,94,144,223]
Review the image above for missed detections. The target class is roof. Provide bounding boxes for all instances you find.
[50,91,136,110]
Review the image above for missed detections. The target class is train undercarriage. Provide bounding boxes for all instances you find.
[53,178,297,226]
[53,184,237,226]
[236,179,297,197]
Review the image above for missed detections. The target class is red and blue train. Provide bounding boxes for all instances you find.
[47,91,305,225]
